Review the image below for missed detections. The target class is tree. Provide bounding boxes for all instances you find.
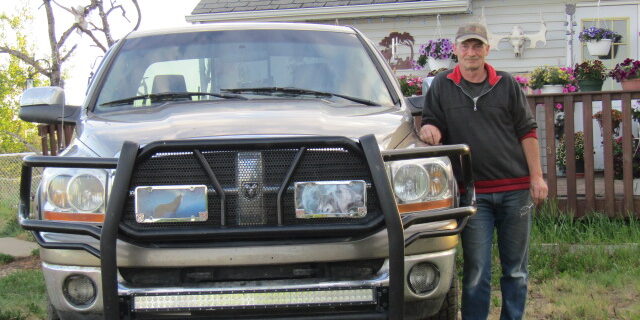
[0,0,141,87]
[0,9,45,153]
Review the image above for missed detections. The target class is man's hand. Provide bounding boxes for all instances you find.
[419,124,442,145]
[530,175,548,205]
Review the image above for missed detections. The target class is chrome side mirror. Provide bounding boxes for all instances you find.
[19,87,79,124]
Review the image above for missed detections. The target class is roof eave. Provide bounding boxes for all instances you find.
[186,0,471,23]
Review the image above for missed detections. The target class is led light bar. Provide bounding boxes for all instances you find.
[134,288,376,311]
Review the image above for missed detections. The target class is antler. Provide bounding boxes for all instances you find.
[525,21,547,48]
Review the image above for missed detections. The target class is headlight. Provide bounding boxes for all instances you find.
[386,157,454,214]
[46,174,72,209]
[41,168,109,223]
[68,174,105,212]
[393,164,428,202]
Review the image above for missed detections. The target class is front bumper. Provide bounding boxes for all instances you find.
[43,248,456,318]
[21,135,475,319]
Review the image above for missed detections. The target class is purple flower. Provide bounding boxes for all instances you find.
[579,26,622,42]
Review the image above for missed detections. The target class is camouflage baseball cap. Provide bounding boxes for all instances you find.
[455,22,489,45]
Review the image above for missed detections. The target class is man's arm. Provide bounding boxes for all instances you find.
[521,137,548,204]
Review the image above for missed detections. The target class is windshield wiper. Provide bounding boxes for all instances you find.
[99,92,246,106]
[221,87,379,106]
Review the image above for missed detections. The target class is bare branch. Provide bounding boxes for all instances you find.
[130,0,141,31]
[57,23,79,50]
[106,5,129,23]
[77,26,107,52]
[88,21,104,32]
[50,0,75,14]
[60,44,78,62]
[0,46,51,77]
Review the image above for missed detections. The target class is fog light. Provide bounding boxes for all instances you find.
[408,263,440,294]
[63,275,96,307]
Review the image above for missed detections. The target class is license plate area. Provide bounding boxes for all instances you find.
[134,185,208,223]
[294,180,367,218]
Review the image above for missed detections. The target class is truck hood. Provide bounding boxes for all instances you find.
[78,99,410,157]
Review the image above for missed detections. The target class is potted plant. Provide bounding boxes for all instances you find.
[529,66,574,94]
[574,60,608,91]
[514,75,530,94]
[578,26,622,57]
[612,137,640,180]
[398,75,423,96]
[415,38,457,71]
[609,58,640,90]
[593,109,623,136]
[556,131,586,175]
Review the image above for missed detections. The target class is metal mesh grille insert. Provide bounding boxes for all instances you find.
[120,142,382,239]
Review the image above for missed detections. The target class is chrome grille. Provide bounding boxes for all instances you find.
[120,139,383,241]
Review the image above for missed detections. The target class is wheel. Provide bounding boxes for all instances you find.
[426,271,458,320]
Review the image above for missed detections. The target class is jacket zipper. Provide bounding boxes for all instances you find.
[454,80,500,111]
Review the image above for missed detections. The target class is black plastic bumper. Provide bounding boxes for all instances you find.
[18,135,474,320]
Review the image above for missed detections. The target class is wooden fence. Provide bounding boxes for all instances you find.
[527,90,640,217]
[37,124,75,156]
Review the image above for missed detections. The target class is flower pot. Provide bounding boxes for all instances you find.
[621,78,640,91]
[585,39,612,56]
[597,44,619,59]
[540,84,564,94]
[578,79,604,92]
[427,57,452,71]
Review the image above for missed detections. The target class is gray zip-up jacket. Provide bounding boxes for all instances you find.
[421,63,537,194]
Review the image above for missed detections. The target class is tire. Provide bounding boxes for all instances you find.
[426,271,459,320]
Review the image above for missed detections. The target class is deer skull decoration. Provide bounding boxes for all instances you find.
[480,8,547,58]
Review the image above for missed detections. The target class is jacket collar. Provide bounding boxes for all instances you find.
[446,63,502,86]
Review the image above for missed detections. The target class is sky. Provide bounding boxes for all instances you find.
[2,0,200,105]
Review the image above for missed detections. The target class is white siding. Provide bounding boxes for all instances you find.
[328,0,567,75]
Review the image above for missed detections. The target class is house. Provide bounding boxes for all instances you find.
[187,0,639,172]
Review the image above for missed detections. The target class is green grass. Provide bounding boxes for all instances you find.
[532,199,640,244]
[0,200,30,239]
[0,270,46,320]
[0,253,14,265]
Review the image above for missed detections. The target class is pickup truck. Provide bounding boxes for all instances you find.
[18,22,474,320]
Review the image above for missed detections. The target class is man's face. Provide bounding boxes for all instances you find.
[453,39,490,72]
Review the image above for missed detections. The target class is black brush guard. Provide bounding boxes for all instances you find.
[18,135,475,320]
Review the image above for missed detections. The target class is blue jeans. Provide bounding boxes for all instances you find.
[461,189,532,320]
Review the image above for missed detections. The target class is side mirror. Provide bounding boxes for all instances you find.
[19,87,80,124]
[405,95,425,116]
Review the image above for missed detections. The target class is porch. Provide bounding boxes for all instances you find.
[527,90,640,218]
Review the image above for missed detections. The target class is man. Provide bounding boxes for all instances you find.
[419,22,548,320]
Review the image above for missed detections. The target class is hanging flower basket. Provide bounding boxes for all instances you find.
[427,56,452,71]
[586,39,612,56]
[413,38,457,71]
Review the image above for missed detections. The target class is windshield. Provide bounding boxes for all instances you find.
[94,29,395,112]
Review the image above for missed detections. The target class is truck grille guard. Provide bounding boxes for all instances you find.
[18,134,475,320]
